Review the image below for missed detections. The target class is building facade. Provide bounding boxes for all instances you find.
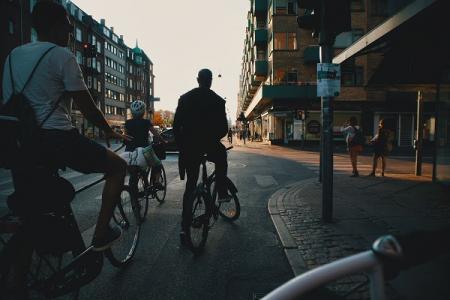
[238,0,435,149]
[0,0,159,137]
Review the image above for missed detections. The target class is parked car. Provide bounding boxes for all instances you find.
[160,128,177,151]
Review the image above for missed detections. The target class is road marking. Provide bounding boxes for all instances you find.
[254,175,278,188]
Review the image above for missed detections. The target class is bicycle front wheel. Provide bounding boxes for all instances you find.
[106,186,141,267]
[186,191,209,254]
[212,181,241,221]
[152,165,167,203]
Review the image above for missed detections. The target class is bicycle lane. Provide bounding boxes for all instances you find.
[73,148,321,300]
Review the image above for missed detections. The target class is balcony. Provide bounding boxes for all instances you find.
[255,60,268,77]
[254,0,268,15]
[254,28,268,45]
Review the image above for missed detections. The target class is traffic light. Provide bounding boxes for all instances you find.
[297,0,321,38]
[297,0,351,39]
[83,43,89,57]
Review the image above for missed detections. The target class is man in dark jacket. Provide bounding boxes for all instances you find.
[173,69,230,241]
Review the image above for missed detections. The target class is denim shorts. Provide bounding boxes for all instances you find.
[35,128,108,174]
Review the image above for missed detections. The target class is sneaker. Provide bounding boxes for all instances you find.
[92,226,122,252]
[350,172,359,177]
[218,195,232,203]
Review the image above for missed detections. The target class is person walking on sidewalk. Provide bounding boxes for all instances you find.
[173,68,231,245]
[369,119,389,176]
[342,117,364,177]
[227,128,233,144]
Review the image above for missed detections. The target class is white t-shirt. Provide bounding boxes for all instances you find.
[2,41,87,130]
[342,126,356,145]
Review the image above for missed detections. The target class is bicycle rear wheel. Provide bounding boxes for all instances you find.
[212,181,240,221]
[106,186,141,267]
[152,165,167,203]
[137,172,149,221]
[186,191,209,253]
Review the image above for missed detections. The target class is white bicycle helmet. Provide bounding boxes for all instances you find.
[130,100,146,117]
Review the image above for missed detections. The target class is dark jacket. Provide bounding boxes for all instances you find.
[173,87,228,152]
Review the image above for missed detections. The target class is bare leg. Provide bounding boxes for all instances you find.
[381,156,386,176]
[94,150,127,239]
[371,154,378,175]
[350,149,357,174]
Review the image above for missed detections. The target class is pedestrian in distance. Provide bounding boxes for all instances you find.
[369,119,389,177]
[242,128,247,145]
[173,68,231,245]
[227,128,233,144]
[342,117,364,177]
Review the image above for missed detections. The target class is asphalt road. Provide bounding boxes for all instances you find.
[0,147,316,299]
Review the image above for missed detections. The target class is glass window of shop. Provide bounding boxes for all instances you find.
[436,95,450,184]
[75,27,82,42]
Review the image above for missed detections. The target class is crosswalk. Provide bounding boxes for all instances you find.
[288,153,372,175]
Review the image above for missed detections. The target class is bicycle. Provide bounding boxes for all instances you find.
[124,142,167,222]
[262,226,450,300]
[186,146,240,254]
[0,153,142,298]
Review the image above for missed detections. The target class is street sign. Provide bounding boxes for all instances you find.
[317,63,341,97]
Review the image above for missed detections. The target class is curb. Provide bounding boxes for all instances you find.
[268,181,313,276]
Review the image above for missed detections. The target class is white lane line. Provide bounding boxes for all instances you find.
[254,175,278,188]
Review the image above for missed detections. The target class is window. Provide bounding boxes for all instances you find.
[92,35,96,45]
[371,0,388,16]
[97,81,102,92]
[274,32,297,50]
[96,61,101,73]
[76,51,83,65]
[97,41,101,53]
[351,0,364,11]
[87,76,92,88]
[30,0,38,13]
[287,33,297,50]
[120,94,125,101]
[287,0,297,15]
[287,70,298,84]
[275,0,287,14]
[112,35,118,43]
[93,77,97,89]
[103,27,110,37]
[31,28,38,42]
[75,27,82,42]
[8,20,14,35]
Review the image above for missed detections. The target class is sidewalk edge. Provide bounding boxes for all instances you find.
[268,185,308,276]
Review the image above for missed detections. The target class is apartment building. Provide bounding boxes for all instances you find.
[0,0,159,137]
[126,44,156,121]
[238,0,435,148]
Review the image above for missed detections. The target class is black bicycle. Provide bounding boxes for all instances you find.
[0,165,141,298]
[186,146,240,254]
[128,163,167,222]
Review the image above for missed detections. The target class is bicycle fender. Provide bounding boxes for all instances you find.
[226,177,238,194]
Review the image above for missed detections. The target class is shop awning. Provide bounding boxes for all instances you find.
[333,0,450,85]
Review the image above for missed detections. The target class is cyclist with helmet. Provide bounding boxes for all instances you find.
[125,100,165,186]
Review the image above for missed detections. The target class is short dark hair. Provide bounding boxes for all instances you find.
[32,1,68,35]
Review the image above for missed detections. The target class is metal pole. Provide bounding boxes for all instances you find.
[319,0,335,222]
[415,91,424,176]
[432,79,441,181]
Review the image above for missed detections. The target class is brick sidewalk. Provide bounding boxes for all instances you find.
[269,173,450,299]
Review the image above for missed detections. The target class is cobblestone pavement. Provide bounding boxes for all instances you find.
[233,140,450,299]
[272,174,450,299]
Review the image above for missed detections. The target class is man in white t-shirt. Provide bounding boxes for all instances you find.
[2,2,130,253]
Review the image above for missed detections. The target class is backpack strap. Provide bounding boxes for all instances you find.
[38,93,65,128]
[8,55,15,95]
[9,45,57,95]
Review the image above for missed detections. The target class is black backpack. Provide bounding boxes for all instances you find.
[0,46,61,169]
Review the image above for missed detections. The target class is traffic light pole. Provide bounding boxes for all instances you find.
[319,0,335,222]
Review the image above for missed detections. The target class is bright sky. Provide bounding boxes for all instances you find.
[72,0,249,122]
